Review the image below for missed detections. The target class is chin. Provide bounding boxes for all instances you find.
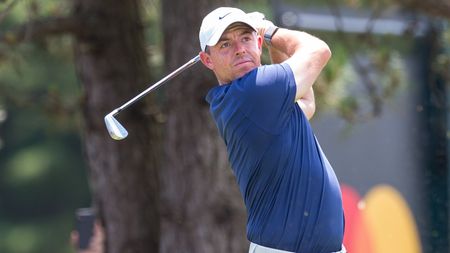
[237,65,257,75]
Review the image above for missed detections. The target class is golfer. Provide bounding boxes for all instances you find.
[199,7,346,253]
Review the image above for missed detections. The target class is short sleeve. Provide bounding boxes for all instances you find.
[237,63,297,134]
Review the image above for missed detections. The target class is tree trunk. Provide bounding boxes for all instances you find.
[72,0,160,252]
[160,1,248,252]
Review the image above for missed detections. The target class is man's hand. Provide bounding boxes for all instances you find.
[247,12,275,41]
[70,221,105,253]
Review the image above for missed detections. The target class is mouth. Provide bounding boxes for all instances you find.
[234,59,253,66]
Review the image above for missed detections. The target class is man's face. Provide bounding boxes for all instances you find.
[200,23,263,85]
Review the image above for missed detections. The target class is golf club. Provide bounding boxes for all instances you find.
[104,55,201,140]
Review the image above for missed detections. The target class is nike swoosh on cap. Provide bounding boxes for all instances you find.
[219,12,231,20]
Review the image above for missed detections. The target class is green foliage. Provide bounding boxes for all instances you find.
[238,0,273,18]
[4,0,71,20]
[142,0,164,78]
[0,61,90,252]
[0,2,90,253]
[310,29,412,123]
[435,23,450,83]
[280,0,397,9]
[0,213,77,253]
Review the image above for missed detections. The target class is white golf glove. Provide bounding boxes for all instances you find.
[247,12,275,36]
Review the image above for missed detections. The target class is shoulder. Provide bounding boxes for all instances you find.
[205,84,230,105]
[256,63,294,86]
[237,64,294,90]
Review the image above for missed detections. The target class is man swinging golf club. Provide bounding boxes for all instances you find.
[199,7,346,253]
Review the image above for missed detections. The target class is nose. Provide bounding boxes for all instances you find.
[234,41,246,56]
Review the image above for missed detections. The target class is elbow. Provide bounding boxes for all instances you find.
[307,41,331,70]
[319,42,332,65]
[298,99,316,120]
[305,102,316,120]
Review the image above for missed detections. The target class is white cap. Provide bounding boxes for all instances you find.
[199,7,257,51]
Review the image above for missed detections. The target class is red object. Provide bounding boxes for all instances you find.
[341,184,373,253]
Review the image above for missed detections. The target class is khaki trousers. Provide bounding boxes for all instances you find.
[248,242,347,253]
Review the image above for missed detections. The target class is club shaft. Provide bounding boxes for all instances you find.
[113,55,200,116]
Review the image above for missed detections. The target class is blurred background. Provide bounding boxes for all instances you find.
[0,0,448,252]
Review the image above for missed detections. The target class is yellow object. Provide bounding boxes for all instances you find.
[362,185,422,253]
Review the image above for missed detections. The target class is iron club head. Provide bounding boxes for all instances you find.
[104,55,200,140]
[104,111,128,140]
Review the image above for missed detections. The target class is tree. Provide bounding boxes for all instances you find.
[1,0,247,251]
[71,0,160,252]
[159,0,248,252]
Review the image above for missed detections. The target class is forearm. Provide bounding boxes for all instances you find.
[266,28,300,62]
[253,15,327,120]
[268,28,330,63]
[267,28,331,100]
[267,42,289,64]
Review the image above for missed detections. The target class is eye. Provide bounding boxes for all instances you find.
[242,36,251,42]
[220,42,231,48]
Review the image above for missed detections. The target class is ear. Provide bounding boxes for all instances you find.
[199,51,214,70]
[257,35,263,53]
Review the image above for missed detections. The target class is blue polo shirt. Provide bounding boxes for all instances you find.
[206,63,344,253]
